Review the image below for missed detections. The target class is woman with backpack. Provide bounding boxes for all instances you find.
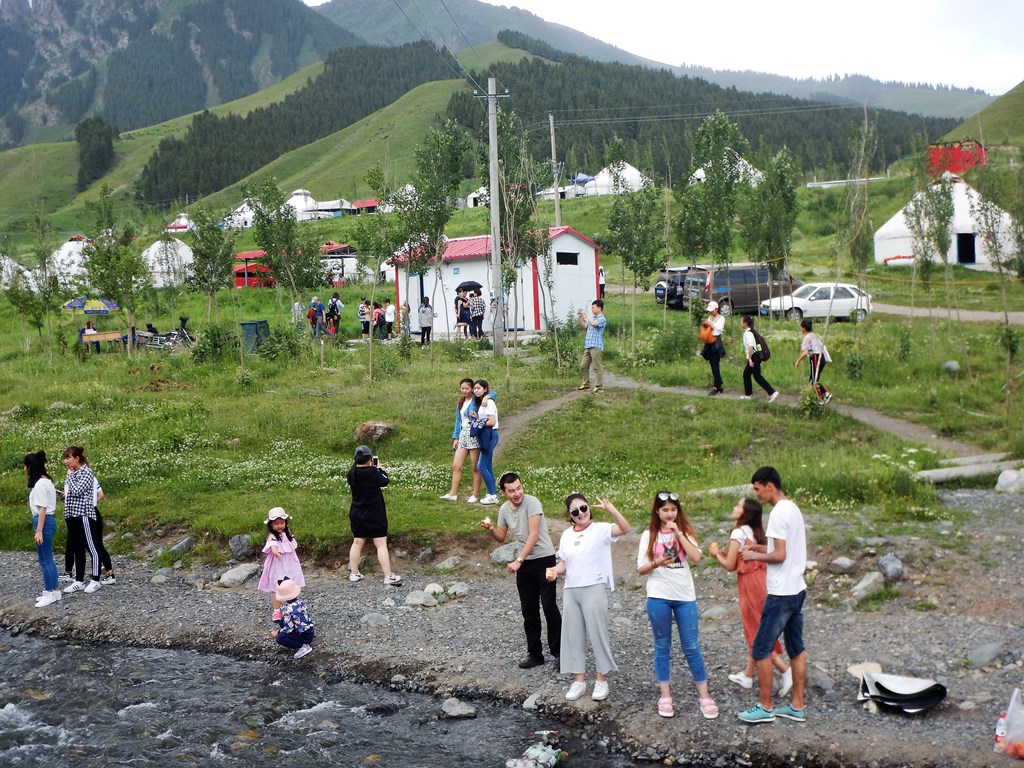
[739,316,778,402]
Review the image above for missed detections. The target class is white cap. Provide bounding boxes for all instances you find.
[706,301,719,312]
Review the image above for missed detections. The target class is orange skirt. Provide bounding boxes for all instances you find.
[737,566,783,657]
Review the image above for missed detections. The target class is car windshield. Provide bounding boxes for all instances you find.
[791,284,817,299]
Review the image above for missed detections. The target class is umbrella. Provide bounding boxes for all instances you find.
[62,297,121,315]
[456,280,483,292]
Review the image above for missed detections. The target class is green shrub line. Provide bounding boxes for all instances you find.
[0,287,1020,562]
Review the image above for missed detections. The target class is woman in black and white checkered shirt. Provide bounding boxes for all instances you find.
[61,446,109,594]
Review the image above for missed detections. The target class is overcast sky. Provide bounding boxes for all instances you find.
[305,0,1021,95]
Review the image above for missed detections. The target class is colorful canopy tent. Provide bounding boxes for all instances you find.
[61,297,121,314]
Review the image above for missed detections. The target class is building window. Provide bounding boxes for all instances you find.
[556,251,579,265]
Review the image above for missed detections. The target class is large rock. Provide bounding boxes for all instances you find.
[441,697,477,718]
[851,571,885,601]
[355,421,394,443]
[217,562,260,587]
[968,641,1005,668]
[830,556,857,575]
[228,534,252,560]
[877,554,904,581]
[490,542,521,563]
[435,556,462,571]
[404,590,438,608]
[169,537,194,556]
[942,360,961,375]
[996,469,1024,493]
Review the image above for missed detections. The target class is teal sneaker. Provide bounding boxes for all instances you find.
[774,704,806,722]
[737,703,775,723]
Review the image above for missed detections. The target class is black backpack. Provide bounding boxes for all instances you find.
[753,330,771,362]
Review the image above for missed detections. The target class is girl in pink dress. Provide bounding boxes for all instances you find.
[257,507,305,620]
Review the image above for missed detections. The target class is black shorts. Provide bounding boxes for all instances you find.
[361,321,370,334]
[350,511,388,540]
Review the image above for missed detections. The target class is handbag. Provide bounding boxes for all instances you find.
[699,324,715,344]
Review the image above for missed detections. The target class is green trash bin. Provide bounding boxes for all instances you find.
[240,321,259,352]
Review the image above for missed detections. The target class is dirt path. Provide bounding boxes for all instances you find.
[873,301,1024,325]
[496,371,983,459]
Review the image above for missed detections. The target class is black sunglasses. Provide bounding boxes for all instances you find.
[569,504,589,517]
[657,492,679,502]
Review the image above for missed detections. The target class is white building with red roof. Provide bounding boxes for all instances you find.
[392,225,601,338]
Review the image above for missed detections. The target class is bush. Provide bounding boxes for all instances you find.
[258,325,303,360]
[845,348,865,380]
[190,323,239,363]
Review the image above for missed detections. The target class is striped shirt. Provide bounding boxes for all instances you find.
[63,465,98,520]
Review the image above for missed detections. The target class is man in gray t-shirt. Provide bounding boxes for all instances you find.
[481,472,562,668]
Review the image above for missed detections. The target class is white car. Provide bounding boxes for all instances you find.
[760,282,872,322]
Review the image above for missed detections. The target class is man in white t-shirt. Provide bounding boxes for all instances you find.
[737,466,808,724]
[480,472,561,669]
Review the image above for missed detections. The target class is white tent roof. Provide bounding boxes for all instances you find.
[50,236,90,283]
[689,150,764,186]
[142,237,194,288]
[583,161,651,196]
[874,173,1015,266]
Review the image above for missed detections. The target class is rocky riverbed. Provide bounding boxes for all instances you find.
[2,489,1022,768]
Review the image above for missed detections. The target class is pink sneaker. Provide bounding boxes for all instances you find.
[657,696,674,718]
[700,697,719,720]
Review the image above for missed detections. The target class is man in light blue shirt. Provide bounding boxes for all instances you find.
[577,299,606,393]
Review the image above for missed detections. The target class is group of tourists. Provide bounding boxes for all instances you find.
[481,466,808,724]
[453,287,489,339]
[441,377,500,505]
[700,301,832,404]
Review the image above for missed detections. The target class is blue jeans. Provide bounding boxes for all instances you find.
[646,597,707,685]
[476,429,499,495]
[33,515,58,591]
[752,590,806,660]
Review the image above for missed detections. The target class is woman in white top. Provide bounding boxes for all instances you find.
[470,379,500,505]
[25,451,60,607]
[701,301,726,395]
[547,493,630,703]
[636,491,718,720]
[740,315,777,401]
[440,378,482,502]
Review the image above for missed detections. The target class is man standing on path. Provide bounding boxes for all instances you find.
[577,299,606,393]
[737,466,808,724]
[481,472,562,668]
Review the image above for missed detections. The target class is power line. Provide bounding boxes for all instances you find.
[392,0,486,94]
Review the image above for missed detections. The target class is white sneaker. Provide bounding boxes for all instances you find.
[466,495,479,504]
[565,681,587,701]
[294,644,313,659]
[59,573,74,584]
[348,572,364,582]
[63,580,86,594]
[439,493,458,501]
[769,391,779,403]
[383,574,403,586]
[84,580,102,594]
[728,671,754,689]
[100,574,116,585]
[779,667,794,697]
[35,590,61,608]
[739,395,752,400]
[480,494,499,505]
[591,680,609,701]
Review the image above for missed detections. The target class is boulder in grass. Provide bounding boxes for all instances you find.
[355,421,394,443]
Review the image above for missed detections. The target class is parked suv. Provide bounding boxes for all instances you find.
[654,266,692,307]
[682,262,801,316]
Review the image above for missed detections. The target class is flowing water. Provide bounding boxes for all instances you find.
[0,633,633,767]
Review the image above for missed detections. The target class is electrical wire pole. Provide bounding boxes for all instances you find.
[549,113,561,227]
[485,77,508,356]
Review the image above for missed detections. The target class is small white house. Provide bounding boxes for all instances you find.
[142,237,194,288]
[874,174,1016,268]
[392,225,601,337]
[465,186,489,208]
[583,161,651,196]
[223,200,256,229]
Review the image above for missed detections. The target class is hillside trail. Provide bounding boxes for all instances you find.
[495,370,983,460]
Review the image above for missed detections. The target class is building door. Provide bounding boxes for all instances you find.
[956,233,976,264]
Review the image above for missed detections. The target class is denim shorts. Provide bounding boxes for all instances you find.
[751,590,806,660]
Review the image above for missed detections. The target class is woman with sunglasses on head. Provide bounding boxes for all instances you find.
[547,494,630,703]
[637,492,718,719]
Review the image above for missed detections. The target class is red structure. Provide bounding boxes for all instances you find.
[926,139,987,177]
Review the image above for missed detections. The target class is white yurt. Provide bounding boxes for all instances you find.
[143,237,194,288]
[49,235,90,285]
[583,161,651,196]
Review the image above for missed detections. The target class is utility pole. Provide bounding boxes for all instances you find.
[484,77,508,356]
[549,113,561,227]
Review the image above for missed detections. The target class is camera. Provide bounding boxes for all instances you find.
[372,456,379,466]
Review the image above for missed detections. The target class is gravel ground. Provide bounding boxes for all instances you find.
[2,489,1022,768]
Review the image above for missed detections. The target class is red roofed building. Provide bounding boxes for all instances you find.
[392,226,602,337]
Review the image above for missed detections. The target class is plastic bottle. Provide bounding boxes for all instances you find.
[995,711,1007,752]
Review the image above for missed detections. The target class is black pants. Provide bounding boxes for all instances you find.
[516,555,562,660]
[708,352,723,390]
[470,316,484,338]
[743,359,776,396]
[420,326,431,345]
[275,628,314,650]
[66,512,112,577]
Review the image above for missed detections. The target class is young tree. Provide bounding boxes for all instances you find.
[187,207,237,320]
[4,212,70,357]
[241,177,325,305]
[904,170,954,325]
[82,185,151,353]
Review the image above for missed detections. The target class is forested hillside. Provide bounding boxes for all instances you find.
[136,42,459,208]
[446,49,958,181]
[0,0,361,146]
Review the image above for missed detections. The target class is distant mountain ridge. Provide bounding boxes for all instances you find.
[0,0,362,147]
[312,0,995,119]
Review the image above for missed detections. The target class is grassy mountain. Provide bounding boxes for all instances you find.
[946,79,1024,146]
[312,0,994,119]
[0,0,361,147]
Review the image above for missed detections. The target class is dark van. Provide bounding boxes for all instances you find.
[654,266,692,307]
[682,263,801,316]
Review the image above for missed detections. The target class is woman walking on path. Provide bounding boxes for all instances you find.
[740,316,778,402]
[636,491,719,720]
[711,497,792,696]
[470,379,499,505]
[795,319,831,405]
[701,301,726,395]
[60,446,108,594]
[347,446,402,586]
[25,451,60,608]
[441,378,483,502]
[548,494,631,703]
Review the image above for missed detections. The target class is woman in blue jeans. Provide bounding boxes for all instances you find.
[636,491,718,720]
[25,451,60,608]
[470,380,500,505]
